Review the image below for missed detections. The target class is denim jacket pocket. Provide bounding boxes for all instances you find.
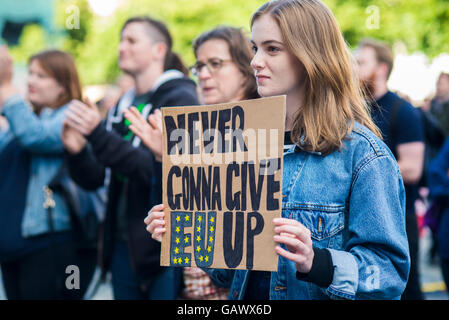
[282,202,345,248]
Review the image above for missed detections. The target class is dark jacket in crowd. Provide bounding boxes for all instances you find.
[66,72,199,287]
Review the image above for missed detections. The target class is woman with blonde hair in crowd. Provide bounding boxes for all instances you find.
[145,0,410,300]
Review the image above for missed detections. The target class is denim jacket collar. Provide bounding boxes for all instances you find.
[284,133,323,156]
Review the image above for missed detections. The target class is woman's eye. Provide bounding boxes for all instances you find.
[210,61,221,68]
[252,45,258,54]
[268,46,280,53]
[195,63,205,70]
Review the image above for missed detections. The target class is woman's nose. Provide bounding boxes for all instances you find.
[198,65,212,80]
[250,52,264,71]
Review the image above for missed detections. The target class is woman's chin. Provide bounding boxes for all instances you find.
[257,87,274,98]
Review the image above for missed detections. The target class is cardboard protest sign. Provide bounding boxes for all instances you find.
[160,96,285,272]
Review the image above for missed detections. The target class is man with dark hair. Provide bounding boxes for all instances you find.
[356,38,425,300]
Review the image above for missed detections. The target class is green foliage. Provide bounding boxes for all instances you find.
[327,0,449,56]
[9,24,46,65]
[8,0,449,85]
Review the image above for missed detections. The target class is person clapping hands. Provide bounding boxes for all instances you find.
[123,107,163,162]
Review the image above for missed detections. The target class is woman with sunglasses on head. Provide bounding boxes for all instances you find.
[145,0,410,300]
[126,26,259,299]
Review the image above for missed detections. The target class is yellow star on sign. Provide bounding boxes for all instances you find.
[175,226,180,233]
[178,258,182,264]
[175,237,180,244]
[210,217,215,223]
[176,215,180,223]
[196,245,201,252]
[196,235,201,242]
[185,215,190,222]
[173,257,178,264]
[209,226,214,233]
[198,216,202,222]
[209,236,213,242]
[196,226,201,232]
[207,246,212,253]
[199,255,204,262]
[185,257,189,264]
[184,236,189,243]
[205,256,209,262]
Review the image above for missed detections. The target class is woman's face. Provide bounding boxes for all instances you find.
[250,14,305,99]
[195,39,246,104]
[27,59,65,108]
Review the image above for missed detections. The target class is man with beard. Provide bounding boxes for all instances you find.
[356,38,425,300]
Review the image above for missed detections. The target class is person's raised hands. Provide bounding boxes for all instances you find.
[0,45,13,86]
[61,120,87,155]
[65,97,102,136]
[0,45,19,106]
[124,107,163,162]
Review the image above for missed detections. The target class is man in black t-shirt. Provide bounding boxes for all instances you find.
[356,38,425,300]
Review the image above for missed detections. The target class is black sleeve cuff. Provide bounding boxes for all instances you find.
[86,121,106,144]
[65,144,89,161]
[296,247,334,288]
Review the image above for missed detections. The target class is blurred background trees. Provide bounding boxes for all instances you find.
[1,0,448,87]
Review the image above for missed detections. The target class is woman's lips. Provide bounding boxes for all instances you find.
[256,74,270,83]
[202,87,215,93]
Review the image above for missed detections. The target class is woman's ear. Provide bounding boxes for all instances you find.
[55,83,68,106]
[58,83,66,97]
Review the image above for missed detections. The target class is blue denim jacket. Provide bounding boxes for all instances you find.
[204,122,410,300]
[0,94,71,237]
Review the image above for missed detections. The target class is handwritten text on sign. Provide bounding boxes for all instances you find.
[160,96,286,271]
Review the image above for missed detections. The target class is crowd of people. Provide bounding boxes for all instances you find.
[0,0,448,300]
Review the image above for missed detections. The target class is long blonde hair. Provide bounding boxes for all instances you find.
[251,0,381,156]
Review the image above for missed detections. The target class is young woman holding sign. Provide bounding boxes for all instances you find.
[128,26,259,299]
[145,0,410,300]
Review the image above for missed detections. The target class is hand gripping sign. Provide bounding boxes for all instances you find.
[160,96,286,271]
